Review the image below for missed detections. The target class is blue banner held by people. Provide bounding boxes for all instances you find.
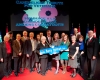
[40,45,67,55]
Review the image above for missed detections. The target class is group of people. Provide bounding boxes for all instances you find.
[0,28,99,80]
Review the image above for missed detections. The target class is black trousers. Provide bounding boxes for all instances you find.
[22,54,27,70]
[14,57,21,74]
[27,52,35,71]
[11,59,14,70]
[87,57,97,76]
[40,58,48,74]
[4,54,12,76]
[47,55,52,69]
[77,56,86,75]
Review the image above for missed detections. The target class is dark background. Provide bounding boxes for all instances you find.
[0,0,100,79]
[0,1,100,37]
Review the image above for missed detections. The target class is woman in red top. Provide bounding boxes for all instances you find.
[0,35,12,78]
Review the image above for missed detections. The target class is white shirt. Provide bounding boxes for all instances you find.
[31,39,35,51]
[89,36,93,41]
[47,36,51,42]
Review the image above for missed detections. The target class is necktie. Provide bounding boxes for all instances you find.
[87,38,90,45]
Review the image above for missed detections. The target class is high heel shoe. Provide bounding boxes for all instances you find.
[55,70,59,74]
[70,73,74,77]
[62,71,66,74]
[72,73,77,78]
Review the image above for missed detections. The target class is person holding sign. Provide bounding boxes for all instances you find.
[60,34,70,74]
[52,33,61,74]
[36,36,49,76]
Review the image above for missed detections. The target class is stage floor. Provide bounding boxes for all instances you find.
[2,68,83,80]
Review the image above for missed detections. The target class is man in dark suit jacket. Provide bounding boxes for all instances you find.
[0,35,12,77]
[25,32,37,72]
[13,34,23,76]
[46,30,52,71]
[85,30,99,79]
[21,31,28,72]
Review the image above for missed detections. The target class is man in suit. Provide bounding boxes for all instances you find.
[0,35,12,77]
[25,32,37,72]
[13,34,23,76]
[85,30,99,79]
[21,31,28,72]
[46,30,52,71]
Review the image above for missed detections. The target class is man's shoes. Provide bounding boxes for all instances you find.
[32,69,35,72]
[41,73,45,76]
[5,75,9,78]
[49,68,52,71]
[15,73,18,76]
[18,71,23,74]
[88,74,94,80]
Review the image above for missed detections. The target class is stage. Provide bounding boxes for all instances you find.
[0,55,100,80]
[2,67,83,80]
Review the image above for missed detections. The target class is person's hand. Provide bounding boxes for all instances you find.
[71,56,75,60]
[26,54,29,57]
[65,49,69,51]
[67,54,69,57]
[92,56,96,60]
[39,53,42,55]
[80,51,84,55]
[19,52,22,56]
[1,58,3,62]
[53,53,56,54]
[60,50,63,52]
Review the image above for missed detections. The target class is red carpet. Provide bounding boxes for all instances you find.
[2,67,83,80]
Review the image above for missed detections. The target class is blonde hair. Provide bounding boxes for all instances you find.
[63,34,70,45]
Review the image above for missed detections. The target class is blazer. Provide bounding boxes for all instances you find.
[12,40,23,57]
[25,39,37,56]
[36,43,49,58]
[85,37,99,59]
[0,42,12,59]
[21,37,29,54]
[46,36,53,45]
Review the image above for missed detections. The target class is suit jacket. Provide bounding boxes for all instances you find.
[0,42,12,59]
[46,36,53,46]
[25,39,37,56]
[85,37,99,59]
[36,43,49,58]
[21,37,29,54]
[9,37,15,46]
[12,40,23,57]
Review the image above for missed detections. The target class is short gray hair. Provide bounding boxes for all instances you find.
[41,36,46,41]
[4,35,9,41]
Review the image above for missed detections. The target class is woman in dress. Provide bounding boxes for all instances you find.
[60,34,70,74]
[52,33,61,74]
[35,34,41,73]
[68,35,79,78]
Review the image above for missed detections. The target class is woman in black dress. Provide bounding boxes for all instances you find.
[36,36,49,76]
[68,35,79,78]
[35,34,41,73]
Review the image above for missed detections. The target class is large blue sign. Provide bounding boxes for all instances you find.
[40,45,67,55]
